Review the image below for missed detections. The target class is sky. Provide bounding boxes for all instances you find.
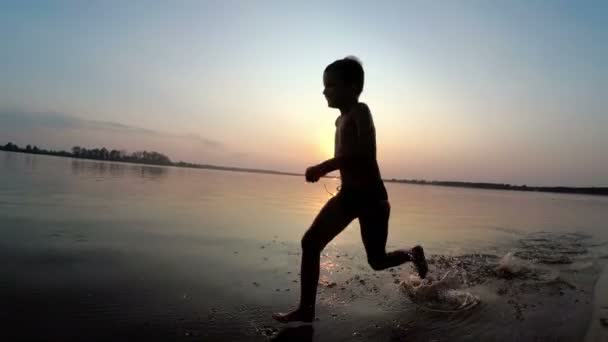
[1,0,606,186]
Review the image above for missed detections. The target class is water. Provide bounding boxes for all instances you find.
[1,151,607,341]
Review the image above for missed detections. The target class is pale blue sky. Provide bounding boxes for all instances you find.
[1,0,606,186]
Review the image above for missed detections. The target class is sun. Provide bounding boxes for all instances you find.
[317,126,334,160]
[320,139,333,159]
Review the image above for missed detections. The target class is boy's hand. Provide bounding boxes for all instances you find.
[305,165,323,183]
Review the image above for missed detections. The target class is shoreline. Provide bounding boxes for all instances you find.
[1,148,607,197]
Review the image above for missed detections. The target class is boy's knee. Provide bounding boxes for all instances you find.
[301,229,322,252]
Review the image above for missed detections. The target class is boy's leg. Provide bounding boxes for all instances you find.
[359,200,412,271]
[273,195,356,323]
[360,200,428,277]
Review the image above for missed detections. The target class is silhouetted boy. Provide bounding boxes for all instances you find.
[273,56,428,323]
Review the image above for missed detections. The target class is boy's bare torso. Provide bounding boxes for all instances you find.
[334,102,383,189]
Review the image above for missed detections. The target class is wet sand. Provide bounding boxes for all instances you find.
[1,230,605,341]
[585,264,608,342]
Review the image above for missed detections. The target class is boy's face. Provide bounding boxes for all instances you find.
[323,71,356,109]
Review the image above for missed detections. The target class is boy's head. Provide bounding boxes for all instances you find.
[323,56,364,109]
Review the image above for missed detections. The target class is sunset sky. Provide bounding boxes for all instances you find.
[1,1,606,186]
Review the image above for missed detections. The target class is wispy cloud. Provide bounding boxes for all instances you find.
[0,109,224,149]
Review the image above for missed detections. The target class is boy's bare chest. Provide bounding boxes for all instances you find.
[334,116,354,157]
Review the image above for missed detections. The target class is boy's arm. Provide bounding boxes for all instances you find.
[317,154,361,175]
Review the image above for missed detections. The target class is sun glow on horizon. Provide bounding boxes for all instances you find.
[317,122,335,160]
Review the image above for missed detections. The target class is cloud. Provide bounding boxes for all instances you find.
[0,109,224,149]
[180,133,223,148]
[0,109,300,173]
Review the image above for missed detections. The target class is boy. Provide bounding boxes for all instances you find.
[273,56,428,323]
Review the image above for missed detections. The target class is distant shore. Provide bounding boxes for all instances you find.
[384,179,608,196]
[1,143,606,196]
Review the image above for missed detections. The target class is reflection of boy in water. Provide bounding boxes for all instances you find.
[273,56,428,323]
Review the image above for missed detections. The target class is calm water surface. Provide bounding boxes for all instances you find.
[1,151,607,341]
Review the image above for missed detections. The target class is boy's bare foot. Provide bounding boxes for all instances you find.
[272,308,314,323]
[411,245,428,279]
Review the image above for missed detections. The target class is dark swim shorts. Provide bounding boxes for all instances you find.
[336,181,388,212]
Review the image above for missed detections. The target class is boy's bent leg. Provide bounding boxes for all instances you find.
[273,195,356,323]
[360,200,428,277]
[360,200,411,271]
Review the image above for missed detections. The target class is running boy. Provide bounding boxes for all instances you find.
[273,56,428,323]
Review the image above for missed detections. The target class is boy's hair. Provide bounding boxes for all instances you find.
[325,56,364,96]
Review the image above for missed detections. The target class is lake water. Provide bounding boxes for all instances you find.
[1,151,607,341]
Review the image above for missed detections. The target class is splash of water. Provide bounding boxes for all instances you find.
[400,270,480,313]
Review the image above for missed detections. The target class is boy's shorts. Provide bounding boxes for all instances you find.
[336,181,388,214]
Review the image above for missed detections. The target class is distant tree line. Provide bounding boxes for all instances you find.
[1,142,171,165]
[2,141,606,196]
[387,178,608,196]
